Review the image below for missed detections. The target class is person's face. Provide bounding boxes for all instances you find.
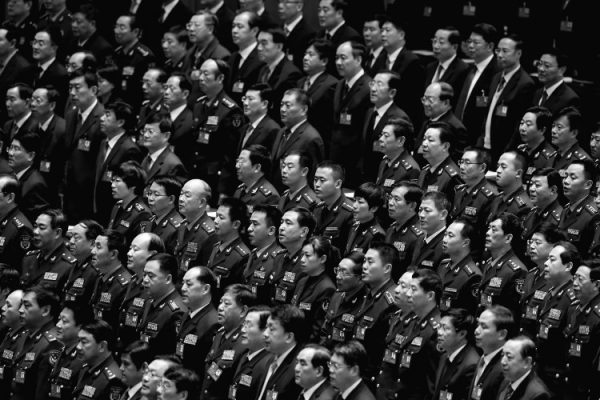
[501,341,530,382]
[278,0,302,22]
[142,260,171,297]
[352,196,374,223]
[406,276,431,312]
[295,348,322,389]
[329,354,355,390]
[562,163,590,200]
[198,60,223,94]
[363,20,382,49]
[474,310,503,351]
[485,219,508,252]
[33,213,58,250]
[127,234,152,271]
[71,12,94,38]
[528,176,554,207]
[232,13,255,47]
[187,14,211,44]
[422,84,446,118]
[100,109,121,134]
[91,235,111,268]
[0,179,12,211]
[279,211,305,245]
[114,16,137,45]
[181,268,209,307]
[335,42,361,79]
[495,38,520,71]
[318,0,339,29]
[141,360,171,398]
[69,76,97,109]
[56,308,79,343]
[142,123,169,153]
[369,73,393,106]
[466,33,491,62]
[239,0,261,11]
[303,44,327,75]
[241,311,266,347]
[217,292,245,330]
[67,223,93,258]
[67,53,84,73]
[432,29,455,62]
[381,22,403,50]
[551,115,576,148]
[528,232,553,264]
[214,205,236,237]
[313,167,339,200]
[157,376,183,400]
[0,30,13,57]
[418,198,445,234]
[179,182,204,215]
[443,221,468,255]
[76,329,101,363]
[1,292,22,326]
[162,33,184,60]
[459,151,485,182]
[281,154,306,188]
[97,75,115,98]
[362,248,388,285]
[32,31,55,62]
[43,0,65,13]
[420,128,447,162]
[257,31,281,64]
[30,88,53,117]
[544,245,570,283]
[163,76,187,108]
[495,153,521,188]
[573,266,596,301]
[393,271,413,309]
[378,124,404,155]
[147,182,173,216]
[19,291,46,327]
[236,149,258,182]
[280,93,305,127]
[7,139,33,172]
[242,89,266,118]
[248,210,274,247]
[301,243,324,275]
[120,353,145,388]
[6,0,30,19]
[336,258,361,291]
[537,54,563,85]
[590,130,600,159]
[5,87,29,119]
[388,186,411,220]
[142,70,164,100]
[264,317,292,354]
[519,112,545,144]
[111,175,131,201]
[437,316,464,352]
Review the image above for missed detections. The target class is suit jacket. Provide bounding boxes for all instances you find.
[425,56,471,97]
[345,381,376,400]
[306,381,337,400]
[297,72,337,147]
[318,23,361,77]
[150,1,193,56]
[144,147,188,183]
[0,52,34,121]
[531,81,580,115]
[227,46,265,105]
[237,115,280,154]
[455,57,501,144]
[388,47,426,126]
[18,167,50,222]
[66,31,113,66]
[34,60,69,112]
[285,17,317,70]
[93,134,143,225]
[211,2,235,51]
[2,114,38,149]
[255,346,302,400]
[36,114,67,208]
[432,344,480,400]
[364,48,388,78]
[185,38,231,104]
[169,106,195,171]
[468,350,504,400]
[496,372,551,400]
[260,57,302,123]
[416,110,469,163]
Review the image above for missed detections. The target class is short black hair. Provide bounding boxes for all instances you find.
[243,144,272,174]
[25,286,60,318]
[270,304,308,343]
[426,121,454,151]
[223,284,256,308]
[163,366,201,399]
[524,106,552,136]
[246,83,273,107]
[412,268,443,304]
[150,175,183,200]
[77,219,104,241]
[8,83,33,101]
[316,160,345,183]
[169,72,192,93]
[147,253,180,284]
[38,209,68,236]
[368,242,400,279]
[218,197,250,232]
[37,26,63,48]
[287,207,316,238]
[555,106,583,133]
[333,340,367,374]
[260,27,286,45]
[251,205,282,229]
[484,305,516,339]
[81,319,116,351]
[13,131,40,155]
[354,182,385,210]
[76,3,99,23]
[105,101,135,132]
[103,229,128,265]
[307,38,333,63]
[554,241,581,273]
[443,308,475,344]
[471,23,498,45]
[385,117,414,150]
[495,212,523,244]
[123,340,152,370]
[62,301,95,326]
[112,161,147,195]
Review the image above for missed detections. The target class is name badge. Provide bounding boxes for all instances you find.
[393,241,405,252]
[472,385,482,400]
[489,277,503,288]
[560,20,573,32]
[440,390,454,400]
[384,178,395,187]
[342,313,354,324]
[340,113,352,125]
[539,324,549,339]
[222,350,235,361]
[233,81,245,93]
[495,105,508,117]
[463,4,476,16]
[82,385,96,398]
[228,385,237,400]
[267,389,278,400]
[176,342,184,357]
[77,139,91,152]
[25,352,36,361]
[50,383,61,398]
[569,342,581,357]
[100,292,112,303]
[207,362,222,381]
[240,374,252,386]
[125,313,138,327]
[383,348,397,364]
[464,206,478,216]
[283,272,296,283]
[400,351,412,368]
[427,185,439,192]
[533,290,547,300]
[44,272,58,281]
[184,334,198,345]
[59,367,72,380]
[207,116,219,126]
[120,220,130,228]
[332,327,345,342]
[197,131,211,144]
[73,278,85,288]
[15,368,26,383]
[122,66,134,76]
[133,297,145,307]
[299,302,312,311]
[518,6,530,18]
[476,95,488,107]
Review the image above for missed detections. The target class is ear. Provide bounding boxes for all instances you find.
[504,233,513,245]
[40,304,52,318]
[439,209,448,220]
[232,219,242,231]
[240,305,249,319]
[389,87,397,99]
[383,262,392,276]
[335,179,343,190]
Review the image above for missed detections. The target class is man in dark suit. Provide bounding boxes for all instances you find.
[241,0,280,28]
[362,15,387,78]
[425,26,470,98]
[227,11,265,106]
[361,71,410,181]
[329,340,376,400]
[198,0,235,51]
[272,88,324,191]
[0,28,34,122]
[295,345,338,400]
[297,39,337,150]
[480,34,535,163]
[455,23,501,145]
[281,0,317,70]
[2,83,37,150]
[238,83,280,154]
[380,16,425,127]
[469,305,515,400]
[66,4,113,67]
[433,309,480,400]
[93,102,143,225]
[146,0,193,58]
[255,304,303,400]
[497,336,551,400]
[63,70,105,222]
[330,41,371,188]
[31,27,69,110]
[138,68,169,133]
[163,72,195,172]
[257,27,302,123]
[532,50,580,115]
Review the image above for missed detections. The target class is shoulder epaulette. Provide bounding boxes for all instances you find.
[237,183,245,190]
[410,224,424,237]
[574,150,588,160]
[26,249,40,256]
[234,245,249,257]
[315,201,326,208]
[103,367,117,380]
[62,253,77,264]
[302,193,317,205]
[12,216,26,228]
[567,287,578,303]
[273,248,287,257]
[585,204,598,215]
[168,299,180,311]
[384,291,394,305]
[369,225,383,236]
[197,95,208,103]
[44,331,57,342]
[341,202,354,212]
[136,45,150,56]
[542,148,557,158]
[454,184,467,192]
[481,187,494,198]
[464,265,475,276]
[221,97,235,108]
[117,273,131,287]
[515,196,526,207]
[508,259,522,271]
[594,304,600,317]
[258,185,273,196]
[400,158,412,170]
[428,316,440,330]
[169,217,182,228]
[134,202,146,212]
[201,221,215,234]
[551,209,562,221]
[444,164,459,177]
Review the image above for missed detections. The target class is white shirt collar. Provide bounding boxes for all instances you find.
[247,348,265,361]
[39,114,54,131]
[162,0,178,17]
[15,111,32,128]
[308,71,324,86]
[510,370,531,391]
[170,103,186,122]
[371,46,383,58]
[341,379,362,399]
[106,132,125,153]
[39,57,56,72]
[268,53,286,73]
[387,46,403,65]
[284,15,303,33]
[239,42,257,61]
[475,54,494,72]
[273,345,296,371]
[500,65,520,85]
[482,346,503,368]
[303,379,327,400]
[15,166,31,180]
[189,303,209,319]
[346,69,365,90]
[544,79,564,98]
[438,54,457,72]
[149,144,169,163]
[448,344,467,363]
[290,118,307,134]
[375,100,394,116]
[327,20,345,37]
[80,99,98,123]
[209,0,224,14]
[126,382,143,399]
[425,226,445,244]
[251,113,267,129]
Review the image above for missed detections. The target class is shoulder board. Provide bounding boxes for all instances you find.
[594,304,600,317]
[440,258,451,266]
[258,185,273,196]
[542,148,557,158]
[62,253,77,264]
[585,204,598,215]
[423,164,431,171]
[369,225,383,235]
[115,45,123,52]
[237,183,245,190]
[234,245,249,257]
[481,187,494,198]
[221,97,235,108]
[168,299,180,311]
[44,331,57,342]
[515,196,526,207]
[410,224,424,236]
[12,216,26,228]
[169,217,182,228]
[341,202,354,212]
[136,45,150,56]
[507,259,522,271]
[302,193,317,205]
[567,288,578,303]
[464,265,475,276]
[116,200,124,205]
[103,367,117,380]
[384,291,394,305]
[574,151,588,160]
[26,249,40,256]
[315,201,326,208]
[117,273,131,286]
[283,189,290,195]
[444,164,459,176]
[400,159,412,170]
[273,248,287,257]
[454,184,467,192]
[201,221,215,234]
[428,316,440,330]
[134,202,146,212]
[196,95,207,103]
[142,100,150,105]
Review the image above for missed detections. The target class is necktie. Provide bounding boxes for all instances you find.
[258,359,279,400]
[539,89,549,105]
[387,57,393,70]
[36,65,44,79]
[10,121,19,139]
[456,64,478,119]
[76,112,83,134]
[241,124,254,148]
[503,384,514,400]
[259,67,271,83]
[473,356,486,386]
[341,82,350,100]
[372,110,380,129]
[365,52,374,69]
[297,391,306,400]
[303,78,311,91]
[496,76,507,93]
[103,141,110,162]
[284,26,290,36]
[325,32,332,40]
[432,63,444,82]
[141,154,152,171]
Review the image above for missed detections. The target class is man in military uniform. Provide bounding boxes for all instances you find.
[0,175,34,268]
[112,15,156,111]
[146,176,184,254]
[270,207,315,305]
[521,169,563,241]
[107,161,152,246]
[487,151,532,223]
[201,284,254,400]
[376,118,420,192]
[516,107,557,182]
[417,122,463,203]
[312,161,354,252]
[0,290,25,394]
[89,230,132,328]
[244,205,283,303]
[479,213,528,319]
[1,0,36,62]
[438,219,482,315]
[137,68,168,133]
[138,253,186,355]
[38,0,73,52]
[345,182,385,256]
[177,267,219,381]
[174,179,218,274]
[162,27,188,75]
[385,182,424,272]
[192,59,244,200]
[234,145,280,209]
[20,210,76,294]
[278,150,318,213]
[10,287,62,400]
[411,191,448,271]
[320,252,367,348]
[208,198,250,294]
[552,106,592,175]
[71,320,126,400]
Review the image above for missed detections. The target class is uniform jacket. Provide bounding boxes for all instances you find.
[148,208,185,255]
[313,194,355,252]
[487,186,533,223]
[450,179,497,229]
[320,283,367,348]
[90,264,133,328]
[385,214,425,272]
[345,218,385,256]
[438,256,482,315]
[0,206,33,268]
[234,176,280,208]
[418,157,463,204]
[207,237,251,293]
[244,242,284,305]
[376,151,420,192]
[290,272,336,342]
[175,212,218,271]
[63,255,99,305]
[20,243,76,292]
[107,197,152,245]
[278,185,318,213]
[139,289,187,355]
[71,354,125,400]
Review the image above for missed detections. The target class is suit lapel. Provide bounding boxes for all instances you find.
[147,147,169,180]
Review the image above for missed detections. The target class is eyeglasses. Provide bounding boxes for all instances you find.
[458,159,484,166]
[368,80,387,89]
[142,366,161,378]
[327,361,346,370]
[534,60,556,70]
[147,191,169,199]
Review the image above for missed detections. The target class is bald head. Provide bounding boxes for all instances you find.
[179,179,212,217]
[2,289,24,327]
[127,232,164,272]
